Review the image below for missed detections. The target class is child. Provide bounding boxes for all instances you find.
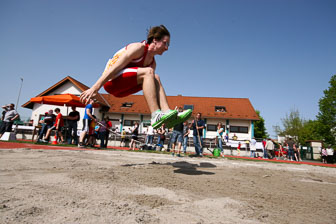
[237,142,241,156]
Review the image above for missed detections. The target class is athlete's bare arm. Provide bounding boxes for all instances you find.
[80,42,147,104]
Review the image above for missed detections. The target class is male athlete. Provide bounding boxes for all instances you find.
[80,25,191,128]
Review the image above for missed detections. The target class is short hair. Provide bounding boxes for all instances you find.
[147,25,170,44]
[54,108,60,112]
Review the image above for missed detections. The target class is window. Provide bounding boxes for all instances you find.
[230,126,248,133]
[121,102,133,108]
[215,106,226,112]
[142,120,151,127]
[123,120,139,126]
[207,124,217,132]
[183,104,194,110]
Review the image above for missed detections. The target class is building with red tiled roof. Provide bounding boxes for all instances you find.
[22,76,259,140]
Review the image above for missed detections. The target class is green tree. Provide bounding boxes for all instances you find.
[317,74,336,146]
[299,119,323,144]
[274,108,305,144]
[254,110,268,139]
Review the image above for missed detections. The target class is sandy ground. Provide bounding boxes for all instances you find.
[0,148,335,224]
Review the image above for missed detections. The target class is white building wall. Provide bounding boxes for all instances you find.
[30,83,92,129]
[228,119,251,141]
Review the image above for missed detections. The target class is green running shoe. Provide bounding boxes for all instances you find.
[151,110,178,129]
[166,109,192,129]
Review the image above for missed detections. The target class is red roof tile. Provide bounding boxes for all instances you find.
[102,94,260,121]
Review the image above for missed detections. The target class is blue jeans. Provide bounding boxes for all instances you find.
[183,136,188,153]
[193,135,203,155]
[217,138,223,152]
[288,148,294,160]
[250,151,256,158]
[67,121,78,145]
[146,135,154,145]
[99,131,106,148]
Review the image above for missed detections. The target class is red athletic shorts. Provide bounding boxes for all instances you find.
[103,67,142,98]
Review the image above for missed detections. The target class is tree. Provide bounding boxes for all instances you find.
[317,74,336,146]
[254,110,268,139]
[274,108,305,144]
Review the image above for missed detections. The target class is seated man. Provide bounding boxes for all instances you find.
[42,108,64,143]
[37,110,55,142]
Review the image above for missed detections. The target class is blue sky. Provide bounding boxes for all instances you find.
[0,0,335,137]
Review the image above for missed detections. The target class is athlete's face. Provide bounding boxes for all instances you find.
[155,35,170,55]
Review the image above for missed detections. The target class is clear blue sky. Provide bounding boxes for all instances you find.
[1,0,335,137]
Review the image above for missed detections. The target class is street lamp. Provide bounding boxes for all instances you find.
[16,77,23,111]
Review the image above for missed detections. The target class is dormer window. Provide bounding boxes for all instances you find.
[121,102,133,108]
[215,106,226,112]
[183,104,194,110]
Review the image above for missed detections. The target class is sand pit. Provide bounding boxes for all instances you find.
[0,148,335,224]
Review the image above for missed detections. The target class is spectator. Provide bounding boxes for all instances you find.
[0,105,9,132]
[216,122,224,157]
[225,133,229,143]
[250,137,257,158]
[321,147,328,164]
[104,117,112,148]
[326,145,334,164]
[170,107,184,157]
[293,143,300,161]
[145,125,154,145]
[87,115,98,147]
[191,113,205,157]
[182,121,190,154]
[129,122,139,150]
[0,103,20,138]
[157,123,166,150]
[262,139,267,159]
[237,142,241,156]
[98,119,107,148]
[78,99,96,148]
[66,106,80,145]
[278,143,286,160]
[286,137,295,161]
[232,133,238,141]
[265,138,275,159]
[120,129,126,147]
[42,108,64,143]
[37,110,55,142]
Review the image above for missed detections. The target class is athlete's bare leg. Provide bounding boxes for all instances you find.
[137,67,170,113]
[154,74,170,112]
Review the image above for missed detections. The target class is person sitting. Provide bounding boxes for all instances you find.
[42,108,64,143]
[37,110,55,142]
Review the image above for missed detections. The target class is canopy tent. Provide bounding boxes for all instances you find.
[30,93,99,108]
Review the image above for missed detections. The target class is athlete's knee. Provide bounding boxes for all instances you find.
[154,74,161,83]
[143,67,155,78]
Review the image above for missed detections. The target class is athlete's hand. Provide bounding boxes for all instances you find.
[80,88,98,104]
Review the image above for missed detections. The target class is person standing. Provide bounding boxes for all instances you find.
[120,129,126,147]
[250,137,257,158]
[286,137,295,161]
[98,119,107,148]
[265,138,275,159]
[182,121,190,154]
[191,113,205,157]
[0,103,20,138]
[170,108,184,157]
[216,122,224,157]
[66,106,80,145]
[79,99,96,148]
[157,124,166,150]
[129,122,139,150]
[104,117,112,148]
[145,125,154,145]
